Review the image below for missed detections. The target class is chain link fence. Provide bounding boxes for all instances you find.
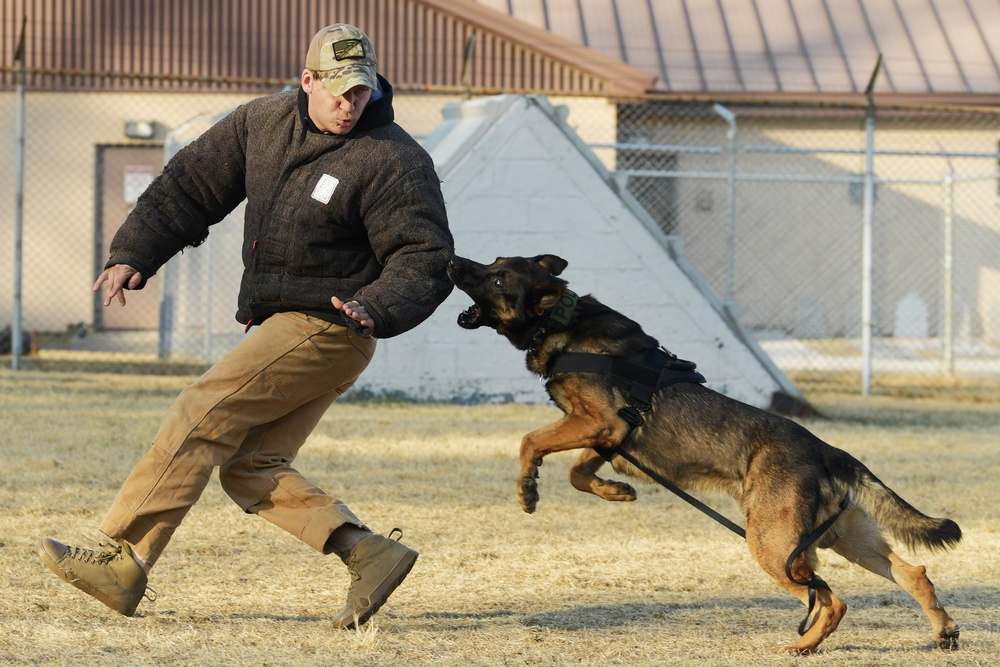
[616,101,1000,396]
[4,71,1000,397]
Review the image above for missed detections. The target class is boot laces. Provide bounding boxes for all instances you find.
[63,540,158,602]
[66,541,122,565]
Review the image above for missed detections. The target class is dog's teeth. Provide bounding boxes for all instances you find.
[456,304,482,329]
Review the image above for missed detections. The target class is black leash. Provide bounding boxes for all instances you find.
[784,497,849,635]
[599,445,745,538]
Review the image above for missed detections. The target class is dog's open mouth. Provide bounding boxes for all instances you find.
[457,304,483,329]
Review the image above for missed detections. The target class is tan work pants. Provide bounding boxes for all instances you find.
[100,312,376,566]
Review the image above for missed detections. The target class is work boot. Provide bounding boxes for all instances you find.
[331,528,418,629]
[38,537,154,617]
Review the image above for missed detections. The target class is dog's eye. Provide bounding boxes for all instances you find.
[492,277,503,288]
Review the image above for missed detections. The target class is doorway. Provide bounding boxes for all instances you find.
[93,145,164,330]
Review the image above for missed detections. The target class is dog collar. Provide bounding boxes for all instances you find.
[546,289,578,329]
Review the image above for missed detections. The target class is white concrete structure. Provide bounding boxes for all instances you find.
[357,95,800,409]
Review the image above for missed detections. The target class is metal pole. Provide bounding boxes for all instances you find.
[861,109,874,395]
[713,103,737,306]
[860,55,882,396]
[943,163,955,375]
[158,262,172,361]
[204,235,214,363]
[461,34,477,100]
[11,16,27,371]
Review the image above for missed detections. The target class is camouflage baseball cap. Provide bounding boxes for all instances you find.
[305,24,378,97]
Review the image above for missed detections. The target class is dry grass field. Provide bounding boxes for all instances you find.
[1,367,998,666]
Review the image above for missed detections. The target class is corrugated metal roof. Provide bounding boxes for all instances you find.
[0,0,654,97]
[471,0,1000,101]
[418,0,655,95]
[4,0,997,102]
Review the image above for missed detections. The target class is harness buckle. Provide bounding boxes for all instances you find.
[618,406,645,429]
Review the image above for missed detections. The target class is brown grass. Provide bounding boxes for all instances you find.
[1,368,998,666]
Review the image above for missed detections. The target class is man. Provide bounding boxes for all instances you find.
[38,23,453,629]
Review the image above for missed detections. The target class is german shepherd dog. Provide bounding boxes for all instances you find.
[446,253,961,654]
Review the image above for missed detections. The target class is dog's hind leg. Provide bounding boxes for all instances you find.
[746,515,847,654]
[829,509,959,650]
[568,448,637,502]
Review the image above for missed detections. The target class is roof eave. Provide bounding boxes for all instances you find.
[418,0,656,98]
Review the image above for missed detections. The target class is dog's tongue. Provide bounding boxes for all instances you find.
[457,304,482,329]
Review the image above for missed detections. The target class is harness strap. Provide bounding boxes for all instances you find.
[550,348,704,412]
[550,349,701,385]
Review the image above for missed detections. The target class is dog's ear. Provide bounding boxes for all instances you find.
[533,254,568,276]
[530,285,564,316]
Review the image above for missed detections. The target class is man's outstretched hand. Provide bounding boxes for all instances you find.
[93,264,143,307]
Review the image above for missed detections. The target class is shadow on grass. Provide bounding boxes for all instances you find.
[522,598,779,631]
[421,609,518,620]
[521,585,1000,632]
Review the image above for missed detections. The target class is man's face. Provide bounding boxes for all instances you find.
[301,70,372,135]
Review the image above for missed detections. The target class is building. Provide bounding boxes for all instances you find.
[3,0,999,387]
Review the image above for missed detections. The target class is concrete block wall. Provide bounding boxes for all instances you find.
[356,96,798,409]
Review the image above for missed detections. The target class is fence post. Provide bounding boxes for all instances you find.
[943,163,955,375]
[713,103,738,306]
[204,234,215,363]
[158,264,172,361]
[861,56,882,396]
[861,111,875,395]
[11,16,27,371]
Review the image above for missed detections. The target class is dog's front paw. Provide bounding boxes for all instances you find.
[595,478,638,502]
[518,467,539,513]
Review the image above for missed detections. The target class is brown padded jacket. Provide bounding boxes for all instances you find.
[106,77,454,339]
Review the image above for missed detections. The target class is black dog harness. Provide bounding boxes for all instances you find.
[543,297,844,636]
[548,346,706,432]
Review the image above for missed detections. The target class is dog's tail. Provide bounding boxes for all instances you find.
[849,467,962,552]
